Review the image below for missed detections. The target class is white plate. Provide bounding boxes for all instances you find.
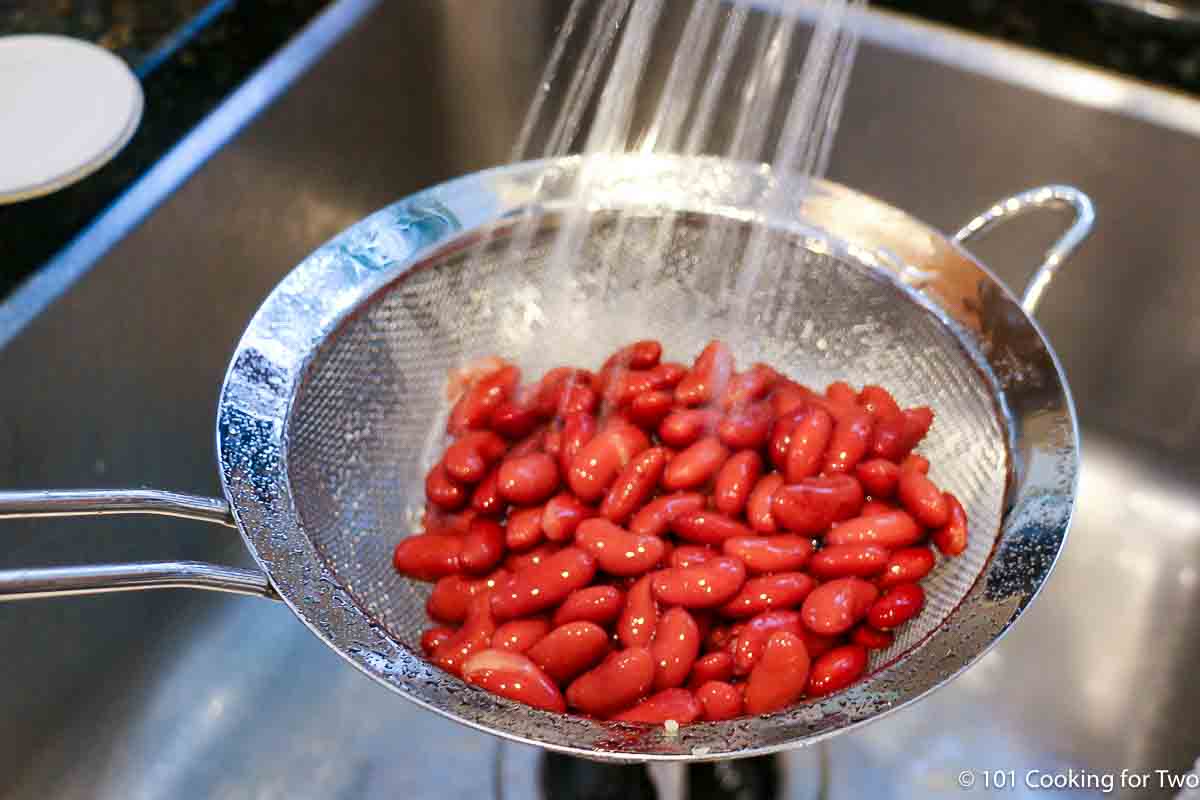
[0,35,143,204]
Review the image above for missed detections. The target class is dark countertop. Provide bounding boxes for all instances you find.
[2,0,1198,303]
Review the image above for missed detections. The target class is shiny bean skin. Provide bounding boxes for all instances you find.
[769,382,812,417]
[808,543,891,580]
[629,492,705,537]
[771,475,865,534]
[652,556,747,608]
[542,492,592,542]
[568,424,650,502]
[393,534,463,581]
[432,595,495,676]
[421,626,455,655]
[670,510,752,545]
[675,340,734,407]
[601,340,663,373]
[491,548,596,620]
[462,649,565,712]
[747,474,784,533]
[714,451,763,516]
[730,610,805,675]
[557,411,597,477]
[576,518,666,577]
[627,390,674,429]
[662,436,730,490]
[421,506,475,537]
[785,407,833,482]
[717,402,773,450]
[618,575,659,648]
[801,577,879,635]
[612,688,702,724]
[533,368,592,418]
[872,406,933,460]
[718,572,817,618]
[823,410,873,474]
[492,618,551,653]
[658,409,721,448]
[824,511,922,548]
[506,505,545,551]
[800,628,838,660]
[670,545,718,569]
[444,431,509,484]
[900,453,930,474]
[825,381,858,408]
[897,469,949,528]
[460,517,505,574]
[868,583,925,629]
[704,623,738,654]
[858,385,901,421]
[696,681,744,721]
[855,458,901,499]
[722,364,780,410]
[426,462,469,510]
[861,500,899,516]
[745,632,811,715]
[553,585,625,627]
[688,651,735,687]
[503,543,561,573]
[497,452,560,505]
[852,625,895,650]
[470,466,504,516]
[448,364,519,435]
[651,607,702,690]
[878,546,936,589]
[527,621,611,684]
[932,492,968,556]
[806,644,868,698]
[601,447,669,523]
[723,535,813,574]
[427,569,509,623]
[769,408,807,471]
[489,397,541,440]
[566,647,656,717]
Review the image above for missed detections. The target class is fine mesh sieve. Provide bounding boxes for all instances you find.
[0,155,1092,761]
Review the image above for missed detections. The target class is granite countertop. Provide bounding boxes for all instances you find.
[2,0,1198,302]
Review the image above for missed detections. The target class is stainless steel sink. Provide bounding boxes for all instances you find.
[4,1,1200,797]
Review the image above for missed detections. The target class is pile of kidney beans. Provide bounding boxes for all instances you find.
[394,340,969,724]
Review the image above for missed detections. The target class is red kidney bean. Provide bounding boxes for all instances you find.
[897,469,948,528]
[532,368,591,417]
[658,408,721,448]
[670,510,751,545]
[824,510,922,548]
[426,462,469,511]
[627,390,674,429]
[800,628,838,660]
[426,569,509,623]
[542,492,592,542]
[730,610,804,675]
[852,625,895,650]
[421,506,476,537]
[722,364,780,410]
[492,618,551,652]
[568,423,650,502]
[900,453,930,474]
[808,543,891,580]
[872,406,934,460]
[503,543,561,573]
[807,644,868,697]
[772,475,865,534]
[714,451,763,515]
[629,492,705,537]
[432,594,495,676]
[576,518,666,577]
[448,364,519,435]
[719,572,817,618]
[462,649,565,712]
[527,621,610,683]
[747,474,784,533]
[421,626,455,655]
[785,407,834,482]
[652,556,747,608]
[566,647,655,717]
[650,607,701,690]
[689,651,735,687]
[460,517,505,574]
[491,547,596,620]
[601,447,669,523]
[675,340,734,407]
[826,381,858,408]
[858,385,901,421]
[933,492,968,556]
[602,340,663,372]
[470,466,505,516]
[557,384,598,416]
[717,402,773,450]
[770,382,812,417]
[768,408,806,471]
[557,411,596,476]
[490,397,540,440]
[823,410,873,474]
[497,453,559,505]
[861,499,898,516]
[553,585,624,627]
[879,546,936,589]
[696,681,744,721]
[618,574,659,648]
[855,458,901,499]
[612,688,702,724]
[670,545,718,569]
[393,534,463,581]
[444,431,509,484]
[869,583,925,629]
[801,577,879,635]
[604,368,669,406]
[745,631,811,715]
[506,505,544,551]
[704,623,738,654]
[723,535,813,574]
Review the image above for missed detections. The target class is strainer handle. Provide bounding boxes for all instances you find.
[953,185,1095,315]
[0,489,278,601]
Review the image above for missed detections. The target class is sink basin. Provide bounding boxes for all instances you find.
[3,1,1199,796]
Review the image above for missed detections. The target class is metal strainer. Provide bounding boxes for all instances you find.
[0,155,1092,761]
